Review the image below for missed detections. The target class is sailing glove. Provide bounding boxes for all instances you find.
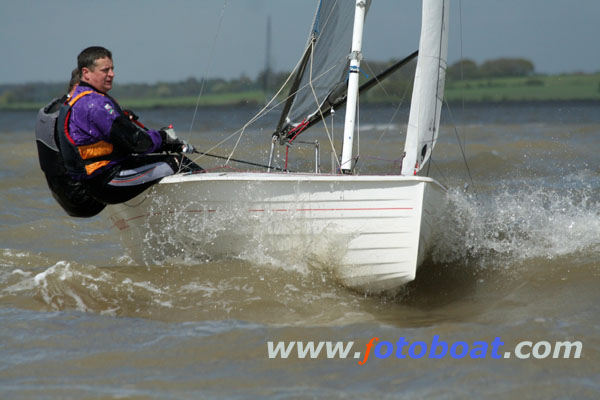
[159,127,195,154]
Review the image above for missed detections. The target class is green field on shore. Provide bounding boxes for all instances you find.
[2,73,599,110]
[445,73,600,102]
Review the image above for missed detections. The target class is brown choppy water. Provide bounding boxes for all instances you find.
[1,104,599,399]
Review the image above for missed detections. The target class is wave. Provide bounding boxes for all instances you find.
[0,249,374,325]
[2,169,597,324]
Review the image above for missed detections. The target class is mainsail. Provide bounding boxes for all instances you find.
[276,0,370,138]
[401,0,449,176]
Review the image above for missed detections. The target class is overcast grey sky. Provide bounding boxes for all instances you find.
[1,0,599,84]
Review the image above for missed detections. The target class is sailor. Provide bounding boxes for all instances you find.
[57,46,202,205]
[35,68,107,217]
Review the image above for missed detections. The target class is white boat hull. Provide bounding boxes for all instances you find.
[107,172,446,294]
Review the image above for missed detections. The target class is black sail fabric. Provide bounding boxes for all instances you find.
[285,0,371,128]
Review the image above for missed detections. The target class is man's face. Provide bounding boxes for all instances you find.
[82,57,114,93]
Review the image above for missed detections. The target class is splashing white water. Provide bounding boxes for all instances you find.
[133,188,351,277]
[433,179,600,266]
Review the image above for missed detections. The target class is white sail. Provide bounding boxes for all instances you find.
[401,0,449,176]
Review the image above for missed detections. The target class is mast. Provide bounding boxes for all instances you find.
[401,0,449,176]
[340,0,367,174]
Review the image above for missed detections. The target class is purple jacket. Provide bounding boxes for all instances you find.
[68,83,163,176]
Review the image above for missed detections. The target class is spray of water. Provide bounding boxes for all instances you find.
[432,174,599,267]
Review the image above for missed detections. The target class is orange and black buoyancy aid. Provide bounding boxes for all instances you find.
[56,91,118,177]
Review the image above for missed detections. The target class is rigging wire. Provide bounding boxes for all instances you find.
[187,56,342,170]
[221,1,345,171]
[187,0,228,142]
[221,0,347,166]
[459,0,466,147]
[362,60,412,146]
[223,48,325,165]
[180,1,326,173]
[447,0,477,200]
[189,53,345,169]
[188,44,308,167]
[444,97,478,200]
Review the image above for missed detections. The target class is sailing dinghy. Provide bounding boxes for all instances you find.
[108,0,450,294]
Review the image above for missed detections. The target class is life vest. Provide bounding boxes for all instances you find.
[56,90,118,177]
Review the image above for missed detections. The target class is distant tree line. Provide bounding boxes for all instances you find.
[446,57,535,80]
[0,57,541,107]
[0,75,269,106]
[355,57,537,103]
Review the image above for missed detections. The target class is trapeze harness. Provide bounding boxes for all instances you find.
[34,96,105,217]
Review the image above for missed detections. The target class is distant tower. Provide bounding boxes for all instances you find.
[263,16,272,96]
